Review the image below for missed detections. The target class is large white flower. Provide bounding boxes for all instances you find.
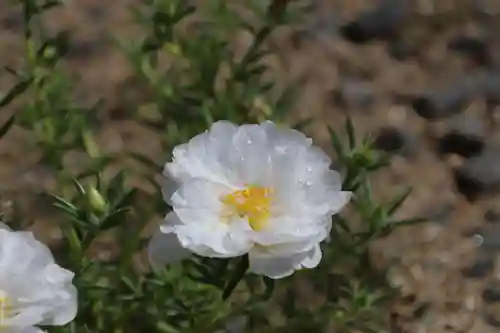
[149,121,350,279]
[0,222,77,333]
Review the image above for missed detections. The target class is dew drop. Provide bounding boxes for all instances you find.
[472,234,484,247]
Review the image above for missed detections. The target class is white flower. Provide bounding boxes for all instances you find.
[0,222,77,333]
[149,121,351,279]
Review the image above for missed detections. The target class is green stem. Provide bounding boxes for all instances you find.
[222,255,249,300]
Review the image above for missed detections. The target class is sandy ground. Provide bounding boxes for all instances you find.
[2,0,500,332]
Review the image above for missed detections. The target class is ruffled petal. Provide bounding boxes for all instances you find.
[248,243,323,279]
[148,228,192,269]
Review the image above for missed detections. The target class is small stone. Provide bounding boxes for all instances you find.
[413,302,430,318]
[454,147,500,200]
[479,72,500,108]
[331,79,374,111]
[448,36,490,66]
[437,114,486,158]
[373,126,417,156]
[400,294,417,303]
[484,312,500,328]
[412,86,473,120]
[339,0,409,43]
[461,254,493,278]
[472,226,500,251]
[1,11,23,32]
[445,154,465,169]
[64,39,104,60]
[482,285,500,303]
[387,38,417,61]
[485,209,500,223]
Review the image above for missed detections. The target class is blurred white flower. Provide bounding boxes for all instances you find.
[0,222,77,333]
[149,121,350,279]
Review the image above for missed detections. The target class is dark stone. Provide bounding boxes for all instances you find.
[448,36,490,66]
[400,294,417,303]
[412,303,430,319]
[484,312,500,328]
[454,147,500,200]
[64,39,105,60]
[478,72,500,108]
[412,86,473,120]
[290,29,316,49]
[373,127,404,152]
[331,79,374,111]
[437,114,485,158]
[387,38,417,61]
[473,228,500,252]
[339,0,409,43]
[373,126,417,156]
[461,254,493,278]
[412,72,490,120]
[483,285,500,303]
[1,12,23,32]
[485,209,500,223]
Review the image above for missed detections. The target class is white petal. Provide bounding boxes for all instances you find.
[40,283,77,326]
[299,244,322,269]
[159,211,184,233]
[175,221,252,258]
[170,179,226,211]
[0,228,77,329]
[252,216,329,247]
[148,228,192,269]
[165,121,240,187]
[261,121,313,151]
[161,172,179,206]
[0,222,11,230]
[248,243,323,279]
[230,124,271,185]
[248,251,295,279]
[16,327,45,333]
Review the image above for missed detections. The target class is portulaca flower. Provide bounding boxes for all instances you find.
[149,121,350,279]
[0,222,77,333]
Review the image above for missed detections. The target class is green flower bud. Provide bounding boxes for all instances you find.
[83,131,100,158]
[87,186,107,215]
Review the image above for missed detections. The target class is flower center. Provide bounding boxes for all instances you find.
[220,185,273,231]
[0,291,11,327]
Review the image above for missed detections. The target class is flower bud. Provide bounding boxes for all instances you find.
[87,186,107,215]
[82,131,100,158]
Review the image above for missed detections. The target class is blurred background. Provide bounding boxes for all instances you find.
[2,0,500,332]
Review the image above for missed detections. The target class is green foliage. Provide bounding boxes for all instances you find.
[0,0,425,332]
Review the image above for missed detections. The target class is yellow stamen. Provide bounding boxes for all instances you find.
[0,294,10,327]
[220,185,273,231]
